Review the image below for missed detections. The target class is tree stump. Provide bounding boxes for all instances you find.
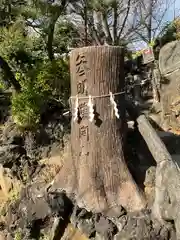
[53,46,146,217]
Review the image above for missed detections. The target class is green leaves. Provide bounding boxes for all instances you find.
[11,57,70,129]
[0,0,27,27]
[36,58,70,104]
[12,90,42,129]
[157,21,177,47]
[53,21,79,53]
[0,0,72,130]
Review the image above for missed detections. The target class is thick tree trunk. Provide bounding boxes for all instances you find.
[53,46,146,217]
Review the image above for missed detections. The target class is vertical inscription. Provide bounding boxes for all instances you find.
[77,80,87,94]
[79,125,89,156]
[75,53,89,157]
[79,125,89,141]
[76,54,87,76]
[76,53,88,95]
[78,102,89,119]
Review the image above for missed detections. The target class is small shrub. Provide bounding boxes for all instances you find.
[11,57,70,130]
[36,58,70,107]
[12,90,42,130]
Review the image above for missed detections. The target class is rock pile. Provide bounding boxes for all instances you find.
[0,111,179,239]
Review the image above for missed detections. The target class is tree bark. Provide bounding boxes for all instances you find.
[47,12,60,61]
[47,0,67,61]
[53,46,146,217]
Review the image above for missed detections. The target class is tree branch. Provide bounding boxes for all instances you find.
[88,21,102,45]
[133,28,149,43]
[147,0,153,42]
[118,0,131,41]
[102,11,113,44]
[26,20,42,28]
[87,12,103,45]
[47,0,67,61]
[47,15,59,61]
[152,2,171,39]
[112,1,118,45]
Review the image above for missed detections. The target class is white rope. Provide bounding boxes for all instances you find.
[70,91,125,100]
[71,91,124,122]
[87,95,94,122]
[73,95,79,122]
[109,91,120,119]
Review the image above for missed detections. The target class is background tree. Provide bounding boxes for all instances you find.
[133,0,177,44]
[68,0,141,46]
[0,0,74,128]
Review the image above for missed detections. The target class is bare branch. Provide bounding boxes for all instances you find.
[112,1,118,44]
[118,0,131,40]
[87,15,103,45]
[134,0,175,43]
[102,11,113,44]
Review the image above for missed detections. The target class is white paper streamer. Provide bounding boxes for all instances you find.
[109,92,120,119]
[73,95,79,122]
[87,95,94,122]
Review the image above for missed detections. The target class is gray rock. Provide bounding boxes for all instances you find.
[18,183,52,226]
[23,121,65,160]
[95,216,117,239]
[70,206,91,227]
[157,41,180,129]
[144,166,156,187]
[0,145,26,167]
[1,120,23,145]
[95,232,108,240]
[111,215,127,232]
[152,160,180,239]
[159,40,180,75]
[78,218,95,238]
[49,217,62,240]
[158,41,180,131]
[2,184,72,239]
[70,206,95,237]
[114,210,175,240]
[6,233,13,240]
[46,191,73,217]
